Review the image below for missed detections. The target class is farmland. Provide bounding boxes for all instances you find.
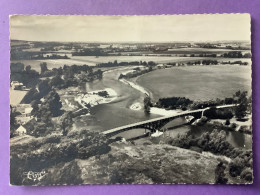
[136,65,251,101]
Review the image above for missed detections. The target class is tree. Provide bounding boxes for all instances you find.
[31,100,39,117]
[40,62,48,74]
[225,119,230,126]
[240,168,253,182]
[96,69,103,80]
[97,91,109,97]
[118,74,124,80]
[50,75,64,88]
[37,89,62,122]
[10,105,19,137]
[144,96,151,114]
[38,79,52,98]
[61,112,73,136]
[25,65,31,72]
[234,91,249,120]
[229,157,245,177]
[148,61,156,66]
[215,162,228,184]
[45,90,62,117]
[243,53,252,58]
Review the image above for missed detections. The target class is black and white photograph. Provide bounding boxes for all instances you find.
[10,14,252,185]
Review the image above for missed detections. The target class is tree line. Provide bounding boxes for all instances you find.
[118,66,153,79]
[221,51,251,58]
[150,90,250,120]
[97,60,156,68]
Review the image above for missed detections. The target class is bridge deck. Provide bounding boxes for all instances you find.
[102,104,236,136]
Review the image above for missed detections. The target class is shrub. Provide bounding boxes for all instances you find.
[196,116,208,126]
[229,157,245,177]
[230,123,237,129]
[240,168,253,182]
[225,119,230,126]
[215,162,228,184]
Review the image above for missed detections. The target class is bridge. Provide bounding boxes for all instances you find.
[102,104,237,137]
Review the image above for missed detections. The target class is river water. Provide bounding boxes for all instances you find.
[74,66,252,149]
[74,67,161,132]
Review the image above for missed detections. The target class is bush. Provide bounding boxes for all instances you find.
[225,119,230,126]
[230,123,237,129]
[229,157,245,177]
[215,162,228,184]
[240,168,253,182]
[196,116,208,126]
[238,125,251,134]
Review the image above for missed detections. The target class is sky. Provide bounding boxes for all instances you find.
[10,14,251,42]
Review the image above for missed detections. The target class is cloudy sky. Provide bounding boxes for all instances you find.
[10,14,251,42]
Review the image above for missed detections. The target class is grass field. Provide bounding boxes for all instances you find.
[136,65,251,101]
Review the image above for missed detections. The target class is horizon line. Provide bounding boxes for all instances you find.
[11,39,251,44]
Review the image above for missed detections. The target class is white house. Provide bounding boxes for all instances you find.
[16,125,27,135]
[24,107,33,117]
[11,81,25,90]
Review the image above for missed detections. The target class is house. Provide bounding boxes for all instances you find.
[11,81,25,90]
[16,125,27,135]
[24,107,33,117]
[156,64,165,69]
[13,104,34,124]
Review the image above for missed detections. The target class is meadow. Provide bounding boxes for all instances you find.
[136,65,251,101]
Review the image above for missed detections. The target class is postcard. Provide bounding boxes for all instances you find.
[10,14,252,185]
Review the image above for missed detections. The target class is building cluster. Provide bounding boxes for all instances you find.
[11,104,34,136]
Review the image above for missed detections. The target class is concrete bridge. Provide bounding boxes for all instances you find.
[103,104,237,137]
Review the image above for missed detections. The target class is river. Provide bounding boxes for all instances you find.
[74,67,161,132]
[74,65,252,149]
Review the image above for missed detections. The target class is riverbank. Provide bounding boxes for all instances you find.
[119,75,185,116]
[119,78,149,96]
